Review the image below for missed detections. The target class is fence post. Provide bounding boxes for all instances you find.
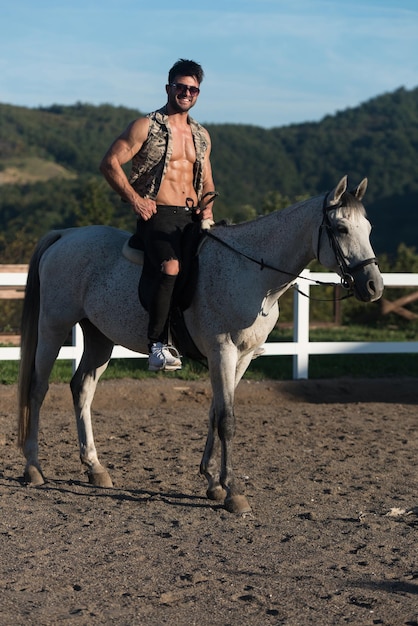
[293,271,311,379]
[72,324,84,373]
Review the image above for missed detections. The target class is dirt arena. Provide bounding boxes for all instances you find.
[1,377,417,625]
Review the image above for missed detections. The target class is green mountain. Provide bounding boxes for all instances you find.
[1,87,418,259]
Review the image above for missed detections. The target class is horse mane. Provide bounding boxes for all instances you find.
[338,190,367,219]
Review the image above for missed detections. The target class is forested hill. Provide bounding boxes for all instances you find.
[1,86,418,260]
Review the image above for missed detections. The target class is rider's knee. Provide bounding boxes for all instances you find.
[161,258,179,275]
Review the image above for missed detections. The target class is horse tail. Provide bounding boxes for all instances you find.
[17,231,63,449]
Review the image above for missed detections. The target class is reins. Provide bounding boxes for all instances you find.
[204,190,378,302]
[204,229,351,302]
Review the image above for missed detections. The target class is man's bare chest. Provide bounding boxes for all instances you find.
[170,126,196,164]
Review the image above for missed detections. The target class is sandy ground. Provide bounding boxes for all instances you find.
[1,377,417,625]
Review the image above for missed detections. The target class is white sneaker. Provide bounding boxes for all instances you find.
[148,342,182,371]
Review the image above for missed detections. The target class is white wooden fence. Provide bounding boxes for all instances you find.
[1,267,417,379]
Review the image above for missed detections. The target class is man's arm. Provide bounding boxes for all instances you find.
[198,130,216,223]
[99,118,157,220]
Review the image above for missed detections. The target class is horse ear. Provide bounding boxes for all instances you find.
[351,178,368,201]
[332,175,348,204]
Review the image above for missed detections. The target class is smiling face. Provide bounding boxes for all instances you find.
[166,74,200,114]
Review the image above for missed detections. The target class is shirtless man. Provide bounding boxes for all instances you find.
[100,59,216,371]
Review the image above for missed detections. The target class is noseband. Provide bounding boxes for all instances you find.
[318,193,378,291]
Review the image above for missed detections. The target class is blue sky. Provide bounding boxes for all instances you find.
[1,0,417,128]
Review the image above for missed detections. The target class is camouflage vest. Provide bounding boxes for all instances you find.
[129,106,209,201]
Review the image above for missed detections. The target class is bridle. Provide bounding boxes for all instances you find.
[318,193,379,290]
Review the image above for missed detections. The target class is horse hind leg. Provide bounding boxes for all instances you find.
[22,372,50,486]
[21,327,71,486]
[71,320,114,488]
[22,378,48,486]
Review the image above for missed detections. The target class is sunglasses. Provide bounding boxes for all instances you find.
[170,82,200,96]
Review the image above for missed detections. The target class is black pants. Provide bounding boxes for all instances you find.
[136,206,194,344]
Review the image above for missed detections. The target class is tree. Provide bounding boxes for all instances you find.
[260,190,293,215]
[75,178,115,226]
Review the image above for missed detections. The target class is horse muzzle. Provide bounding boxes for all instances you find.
[349,260,384,302]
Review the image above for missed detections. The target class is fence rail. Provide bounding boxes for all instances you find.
[1,266,417,379]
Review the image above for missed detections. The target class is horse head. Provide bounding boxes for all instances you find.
[317,175,384,302]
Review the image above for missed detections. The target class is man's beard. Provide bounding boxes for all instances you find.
[169,96,194,114]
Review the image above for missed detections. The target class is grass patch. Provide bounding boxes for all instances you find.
[0,157,76,185]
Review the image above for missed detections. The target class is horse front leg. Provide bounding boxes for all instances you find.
[200,400,226,503]
[208,351,252,515]
[219,406,252,515]
[70,322,114,487]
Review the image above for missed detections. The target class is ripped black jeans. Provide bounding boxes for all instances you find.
[136,205,194,345]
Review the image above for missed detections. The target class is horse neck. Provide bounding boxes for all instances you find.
[221,198,320,283]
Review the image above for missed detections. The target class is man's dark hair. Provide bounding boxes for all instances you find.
[168,59,204,85]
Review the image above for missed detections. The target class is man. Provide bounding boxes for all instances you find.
[100,59,216,372]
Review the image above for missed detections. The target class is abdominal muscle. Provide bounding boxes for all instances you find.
[155,160,197,207]
[155,125,198,207]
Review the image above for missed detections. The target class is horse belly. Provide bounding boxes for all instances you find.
[84,263,150,353]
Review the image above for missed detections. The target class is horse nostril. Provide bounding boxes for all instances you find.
[368,280,376,295]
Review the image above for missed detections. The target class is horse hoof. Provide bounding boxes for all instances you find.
[24,465,45,486]
[207,486,227,502]
[224,495,252,515]
[88,471,113,488]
